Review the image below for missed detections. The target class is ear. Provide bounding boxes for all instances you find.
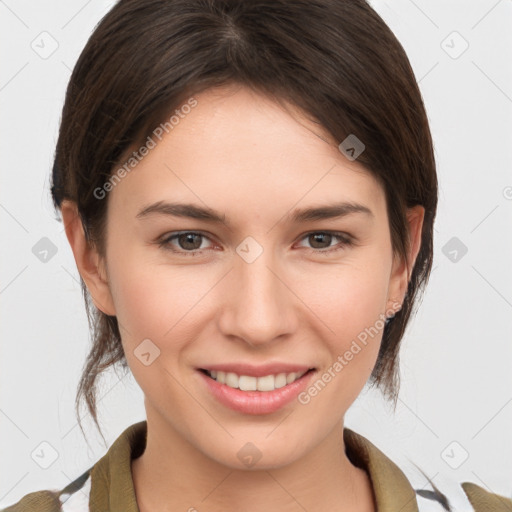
[60,200,116,316]
[386,205,425,313]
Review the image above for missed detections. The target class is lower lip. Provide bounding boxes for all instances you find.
[197,369,316,415]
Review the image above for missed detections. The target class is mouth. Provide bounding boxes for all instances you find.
[198,368,316,392]
[197,365,317,414]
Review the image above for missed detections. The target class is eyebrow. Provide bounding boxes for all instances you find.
[136,200,374,226]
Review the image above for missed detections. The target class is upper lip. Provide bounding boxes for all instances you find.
[198,363,315,377]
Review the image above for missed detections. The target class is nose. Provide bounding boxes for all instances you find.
[217,243,297,347]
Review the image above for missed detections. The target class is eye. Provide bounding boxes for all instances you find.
[157,231,215,255]
[296,231,354,254]
[157,230,354,256]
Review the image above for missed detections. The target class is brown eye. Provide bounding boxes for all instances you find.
[158,231,213,254]
[176,233,203,250]
[297,231,354,255]
[308,233,334,249]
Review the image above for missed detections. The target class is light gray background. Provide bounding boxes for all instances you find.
[1,0,511,507]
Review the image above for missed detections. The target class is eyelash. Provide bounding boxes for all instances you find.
[157,230,354,256]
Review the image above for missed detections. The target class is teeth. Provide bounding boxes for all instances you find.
[274,373,287,388]
[286,372,297,384]
[206,370,308,391]
[257,374,275,391]
[239,375,257,391]
[225,372,238,388]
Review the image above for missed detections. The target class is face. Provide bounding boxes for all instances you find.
[69,84,421,470]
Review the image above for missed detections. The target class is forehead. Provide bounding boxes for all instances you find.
[107,85,386,224]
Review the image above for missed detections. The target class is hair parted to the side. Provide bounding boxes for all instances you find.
[50,0,437,444]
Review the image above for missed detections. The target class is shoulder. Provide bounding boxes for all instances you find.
[0,469,91,512]
[343,427,512,512]
[413,471,512,512]
[0,490,62,512]
[1,420,146,512]
[461,482,512,512]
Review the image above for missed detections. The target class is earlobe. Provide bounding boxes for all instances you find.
[406,205,425,279]
[60,200,116,316]
[387,205,425,309]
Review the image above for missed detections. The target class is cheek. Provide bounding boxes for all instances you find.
[302,258,390,334]
[106,249,216,347]
[105,256,203,397]
[303,254,392,379]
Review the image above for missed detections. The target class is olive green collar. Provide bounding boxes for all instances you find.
[89,420,419,512]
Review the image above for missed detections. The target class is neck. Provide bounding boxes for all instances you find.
[131,414,376,512]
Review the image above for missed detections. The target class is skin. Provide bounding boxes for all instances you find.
[62,83,424,512]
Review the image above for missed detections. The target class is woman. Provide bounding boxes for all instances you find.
[3,0,511,511]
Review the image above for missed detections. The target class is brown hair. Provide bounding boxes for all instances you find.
[50,0,437,444]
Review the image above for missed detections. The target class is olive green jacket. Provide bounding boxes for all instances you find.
[2,420,511,511]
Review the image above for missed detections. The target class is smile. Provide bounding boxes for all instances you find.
[202,369,310,391]
[197,366,317,415]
